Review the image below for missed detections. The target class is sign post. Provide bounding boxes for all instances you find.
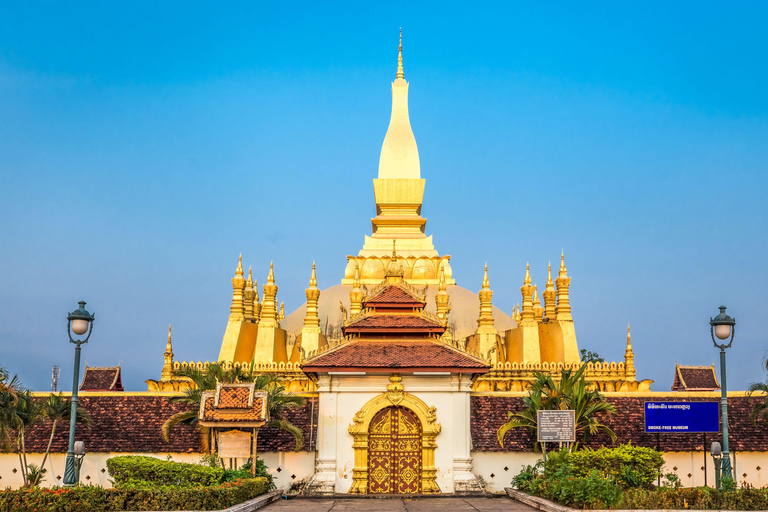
[537,410,576,457]
[644,402,719,433]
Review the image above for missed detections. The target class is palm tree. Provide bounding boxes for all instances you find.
[747,355,768,426]
[0,368,22,451]
[497,366,616,451]
[162,363,306,452]
[32,393,92,486]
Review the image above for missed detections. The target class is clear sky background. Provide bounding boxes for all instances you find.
[1,2,766,392]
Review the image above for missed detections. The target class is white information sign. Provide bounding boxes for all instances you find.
[537,410,576,442]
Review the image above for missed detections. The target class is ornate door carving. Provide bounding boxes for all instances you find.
[367,406,422,493]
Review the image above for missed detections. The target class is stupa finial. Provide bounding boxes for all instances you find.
[236,254,244,277]
[397,28,404,79]
[524,262,531,285]
[268,261,275,284]
[310,261,317,288]
[166,324,173,354]
[482,263,490,290]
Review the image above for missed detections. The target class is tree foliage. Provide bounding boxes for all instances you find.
[580,349,605,364]
[747,354,768,426]
[162,362,306,452]
[497,366,616,451]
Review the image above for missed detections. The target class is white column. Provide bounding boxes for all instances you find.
[306,374,337,494]
[451,374,483,493]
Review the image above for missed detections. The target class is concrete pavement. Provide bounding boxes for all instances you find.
[262,497,538,512]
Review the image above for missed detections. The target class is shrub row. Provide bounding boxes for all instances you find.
[106,455,224,487]
[0,477,270,512]
[620,486,768,511]
[566,443,664,488]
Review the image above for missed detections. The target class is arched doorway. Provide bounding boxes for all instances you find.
[367,406,422,493]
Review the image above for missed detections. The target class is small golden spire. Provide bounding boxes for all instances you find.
[161,324,174,380]
[279,301,285,321]
[310,261,317,288]
[268,261,275,284]
[546,262,553,288]
[626,323,632,349]
[559,251,567,276]
[246,267,254,288]
[439,265,446,292]
[353,266,361,289]
[236,254,244,277]
[482,263,490,290]
[624,322,636,380]
[396,28,404,79]
[533,286,540,306]
[543,262,557,320]
[524,262,531,285]
[165,324,173,354]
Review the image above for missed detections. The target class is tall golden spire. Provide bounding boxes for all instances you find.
[229,254,246,320]
[350,266,364,316]
[520,264,535,323]
[532,285,543,322]
[625,323,636,380]
[477,264,495,332]
[482,263,490,290]
[260,261,279,326]
[304,262,320,330]
[309,261,317,287]
[543,262,556,320]
[435,265,451,327]
[555,252,572,321]
[161,324,174,380]
[244,267,255,320]
[397,28,404,79]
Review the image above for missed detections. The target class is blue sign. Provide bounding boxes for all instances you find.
[644,402,719,433]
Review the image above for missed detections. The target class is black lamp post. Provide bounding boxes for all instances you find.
[710,305,735,484]
[63,301,94,487]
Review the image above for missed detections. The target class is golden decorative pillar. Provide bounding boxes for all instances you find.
[230,254,246,321]
[254,262,289,364]
[219,255,256,363]
[542,262,556,321]
[161,324,174,380]
[435,266,451,324]
[468,264,498,361]
[625,324,636,381]
[243,268,256,321]
[504,263,541,364]
[555,252,580,363]
[532,286,543,322]
[350,267,363,316]
[292,262,326,361]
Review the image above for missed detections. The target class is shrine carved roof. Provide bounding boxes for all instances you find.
[672,364,720,391]
[79,364,124,392]
[199,383,268,427]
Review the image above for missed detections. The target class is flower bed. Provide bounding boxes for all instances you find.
[0,477,270,512]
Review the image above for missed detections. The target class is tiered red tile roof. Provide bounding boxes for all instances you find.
[672,364,720,391]
[302,282,489,372]
[302,340,489,372]
[79,364,124,391]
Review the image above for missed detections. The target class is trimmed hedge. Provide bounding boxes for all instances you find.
[621,486,768,510]
[106,455,224,487]
[567,443,664,488]
[0,477,269,512]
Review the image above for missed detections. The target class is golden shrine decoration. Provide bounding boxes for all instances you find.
[348,374,441,494]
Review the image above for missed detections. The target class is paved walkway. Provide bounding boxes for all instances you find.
[262,497,536,512]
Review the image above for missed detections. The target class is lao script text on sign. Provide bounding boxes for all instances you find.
[218,430,252,459]
[644,401,719,433]
[537,410,576,442]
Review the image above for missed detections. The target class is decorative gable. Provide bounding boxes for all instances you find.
[79,364,124,392]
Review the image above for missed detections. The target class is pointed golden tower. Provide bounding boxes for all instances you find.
[219,255,259,363]
[292,262,326,361]
[469,264,499,360]
[230,254,246,320]
[435,265,451,324]
[254,261,289,364]
[243,267,256,321]
[532,286,543,322]
[349,266,364,316]
[543,263,556,320]
[624,323,636,381]
[161,324,174,381]
[555,252,580,363]
[504,263,541,364]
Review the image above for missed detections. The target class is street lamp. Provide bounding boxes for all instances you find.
[710,305,735,484]
[63,301,94,486]
[711,441,722,490]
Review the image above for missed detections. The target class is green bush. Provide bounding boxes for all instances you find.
[0,478,270,512]
[106,455,224,488]
[567,443,664,488]
[621,486,768,510]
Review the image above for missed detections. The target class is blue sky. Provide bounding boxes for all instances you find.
[1,2,766,392]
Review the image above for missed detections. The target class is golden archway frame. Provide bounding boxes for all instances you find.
[348,374,441,494]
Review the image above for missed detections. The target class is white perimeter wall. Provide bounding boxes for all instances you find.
[0,451,316,491]
[471,450,768,493]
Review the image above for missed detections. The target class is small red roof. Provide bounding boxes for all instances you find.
[302,340,490,373]
[364,285,425,308]
[672,364,720,391]
[198,383,268,427]
[79,364,124,392]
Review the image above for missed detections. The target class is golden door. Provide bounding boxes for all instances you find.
[367,406,422,493]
